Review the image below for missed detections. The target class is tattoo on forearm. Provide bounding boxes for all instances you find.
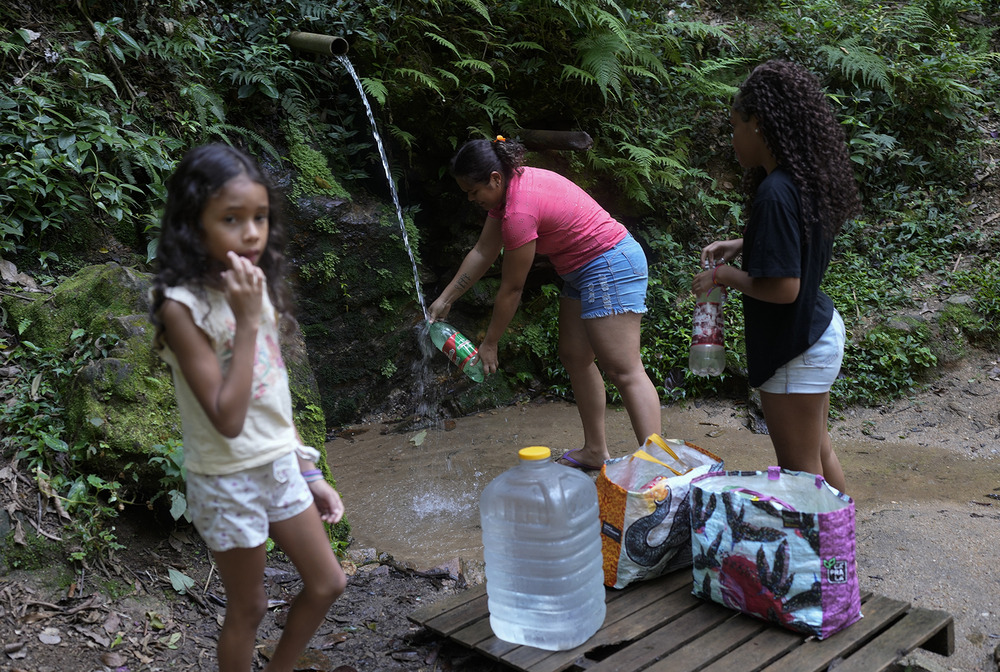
[455,273,472,291]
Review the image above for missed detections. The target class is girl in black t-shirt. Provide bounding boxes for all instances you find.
[692,60,860,493]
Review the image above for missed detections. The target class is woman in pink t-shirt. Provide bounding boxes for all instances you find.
[428,137,661,470]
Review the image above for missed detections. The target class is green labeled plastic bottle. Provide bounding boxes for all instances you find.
[428,321,485,382]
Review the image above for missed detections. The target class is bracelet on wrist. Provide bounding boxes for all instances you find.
[301,469,324,483]
[712,264,722,287]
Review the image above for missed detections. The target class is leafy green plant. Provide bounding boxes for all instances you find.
[834,323,938,407]
[0,329,132,565]
[148,438,189,523]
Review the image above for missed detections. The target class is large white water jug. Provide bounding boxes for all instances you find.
[479,446,606,650]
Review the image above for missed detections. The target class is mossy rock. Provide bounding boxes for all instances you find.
[1,263,328,492]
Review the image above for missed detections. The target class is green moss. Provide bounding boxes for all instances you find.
[2,530,65,572]
[285,124,350,200]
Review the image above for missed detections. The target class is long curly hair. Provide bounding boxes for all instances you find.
[149,143,292,348]
[448,137,526,185]
[734,60,861,241]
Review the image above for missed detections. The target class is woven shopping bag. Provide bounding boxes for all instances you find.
[689,467,862,639]
[597,435,723,589]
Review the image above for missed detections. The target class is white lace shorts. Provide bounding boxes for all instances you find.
[758,310,845,395]
[186,452,314,552]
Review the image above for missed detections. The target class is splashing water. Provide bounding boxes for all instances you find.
[336,54,427,319]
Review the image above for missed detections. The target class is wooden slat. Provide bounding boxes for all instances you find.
[760,594,910,672]
[643,615,769,672]
[696,626,804,672]
[408,583,486,624]
[586,603,735,672]
[420,592,489,636]
[833,609,955,672]
[451,614,498,648]
[409,574,955,672]
[509,583,703,672]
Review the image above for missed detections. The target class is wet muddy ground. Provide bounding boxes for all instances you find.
[330,355,1000,672]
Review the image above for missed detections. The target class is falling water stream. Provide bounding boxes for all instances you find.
[334,54,443,421]
[336,54,428,320]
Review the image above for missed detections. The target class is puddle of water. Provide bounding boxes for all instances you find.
[329,400,999,569]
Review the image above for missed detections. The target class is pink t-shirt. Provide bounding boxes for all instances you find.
[488,167,627,275]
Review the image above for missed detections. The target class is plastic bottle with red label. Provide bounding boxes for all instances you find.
[688,260,726,377]
[428,321,485,382]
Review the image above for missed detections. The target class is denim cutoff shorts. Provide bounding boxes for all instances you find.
[560,233,648,319]
[758,309,845,395]
[186,451,314,552]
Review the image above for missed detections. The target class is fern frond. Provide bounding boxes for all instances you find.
[455,0,492,23]
[508,41,545,52]
[298,0,336,20]
[433,67,461,87]
[893,3,934,33]
[361,77,388,106]
[467,90,517,125]
[561,64,597,88]
[818,38,892,93]
[206,124,282,162]
[181,83,226,124]
[424,32,460,56]
[667,20,736,46]
[393,67,445,94]
[389,125,417,153]
[577,33,625,101]
[591,9,629,44]
[280,89,311,125]
[453,59,495,81]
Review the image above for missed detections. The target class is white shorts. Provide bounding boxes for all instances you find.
[758,310,845,395]
[186,452,314,552]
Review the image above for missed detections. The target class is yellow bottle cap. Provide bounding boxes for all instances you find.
[518,446,551,461]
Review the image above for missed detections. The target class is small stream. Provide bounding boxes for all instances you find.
[327,399,996,569]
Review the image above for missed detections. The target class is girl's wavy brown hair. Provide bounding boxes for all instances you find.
[734,60,861,242]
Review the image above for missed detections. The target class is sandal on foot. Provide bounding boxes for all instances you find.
[556,449,603,472]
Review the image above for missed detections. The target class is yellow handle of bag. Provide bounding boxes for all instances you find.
[632,435,690,476]
[631,450,685,476]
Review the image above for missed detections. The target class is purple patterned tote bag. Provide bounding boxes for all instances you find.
[689,467,862,639]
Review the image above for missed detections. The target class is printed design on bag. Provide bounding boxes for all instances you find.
[623,489,691,567]
[824,557,848,584]
[724,492,784,544]
[691,488,717,534]
[693,492,823,633]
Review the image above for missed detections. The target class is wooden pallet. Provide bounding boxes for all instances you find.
[408,570,954,672]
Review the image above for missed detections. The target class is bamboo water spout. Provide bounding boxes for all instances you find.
[286,31,349,56]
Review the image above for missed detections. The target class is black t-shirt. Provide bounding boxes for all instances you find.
[741,169,834,388]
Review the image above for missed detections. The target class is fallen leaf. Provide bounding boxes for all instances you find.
[103,611,121,634]
[410,429,427,446]
[317,631,350,649]
[168,567,195,594]
[147,611,166,629]
[38,627,61,644]
[100,651,126,667]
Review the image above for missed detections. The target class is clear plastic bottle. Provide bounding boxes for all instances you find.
[689,261,726,377]
[479,446,606,650]
[427,321,485,382]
